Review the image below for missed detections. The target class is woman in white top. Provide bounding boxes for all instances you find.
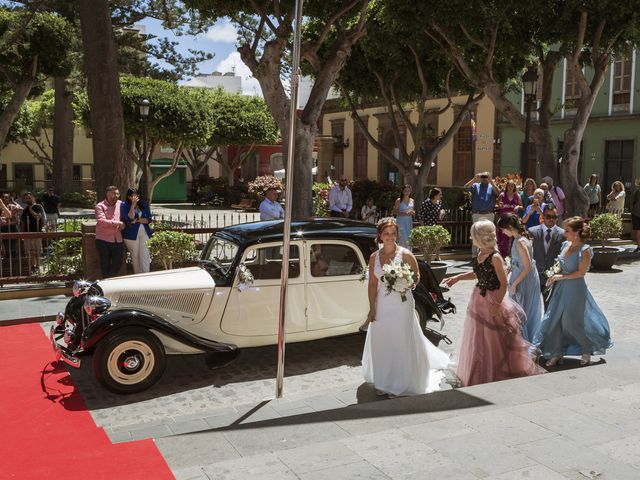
[361,197,377,224]
[606,181,626,215]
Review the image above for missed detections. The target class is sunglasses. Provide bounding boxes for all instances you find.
[480,175,489,179]
[544,215,558,219]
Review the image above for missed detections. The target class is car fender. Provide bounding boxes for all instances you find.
[81,308,238,353]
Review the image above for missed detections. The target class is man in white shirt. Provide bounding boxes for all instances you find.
[259,187,284,221]
[329,175,352,218]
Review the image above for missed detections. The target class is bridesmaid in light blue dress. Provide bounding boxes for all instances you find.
[393,184,415,247]
[497,214,542,342]
[534,216,612,367]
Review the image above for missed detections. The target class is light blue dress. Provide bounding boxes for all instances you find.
[397,199,414,247]
[534,242,612,358]
[509,237,542,343]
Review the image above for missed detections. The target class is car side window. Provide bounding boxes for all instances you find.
[243,245,300,280]
[309,243,362,277]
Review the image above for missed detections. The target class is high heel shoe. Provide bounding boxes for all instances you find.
[580,354,591,366]
[545,356,564,367]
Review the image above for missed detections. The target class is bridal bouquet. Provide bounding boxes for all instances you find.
[504,256,512,272]
[381,260,415,302]
[544,259,561,279]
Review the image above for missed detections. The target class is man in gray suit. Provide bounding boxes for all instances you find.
[529,205,565,308]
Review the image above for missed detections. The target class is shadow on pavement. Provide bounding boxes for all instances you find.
[67,333,367,410]
[199,386,492,433]
[540,356,606,372]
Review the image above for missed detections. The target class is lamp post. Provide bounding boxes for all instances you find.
[138,98,150,165]
[521,66,538,179]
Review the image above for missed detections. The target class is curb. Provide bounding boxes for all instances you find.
[0,314,57,327]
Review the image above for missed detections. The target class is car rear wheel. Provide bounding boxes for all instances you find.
[93,328,166,394]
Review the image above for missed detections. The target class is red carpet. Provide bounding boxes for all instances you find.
[0,323,174,480]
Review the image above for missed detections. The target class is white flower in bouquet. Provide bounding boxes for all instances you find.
[544,259,561,279]
[504,256,512,272]
[381,259,415,302]
[237,263,254,291]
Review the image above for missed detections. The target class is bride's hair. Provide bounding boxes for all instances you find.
[376,217,399,243]
[471,219,497,249]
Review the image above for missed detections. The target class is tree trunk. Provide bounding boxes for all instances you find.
[0,76,35,150]
[291,123,315,219]
[52,76,75,193]
[529,125,556,179]
[560,128,588,218]
[78,0,133,197]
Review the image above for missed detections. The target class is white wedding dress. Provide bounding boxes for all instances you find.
[362,247,450,395]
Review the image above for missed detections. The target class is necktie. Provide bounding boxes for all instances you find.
[545,229,551,243]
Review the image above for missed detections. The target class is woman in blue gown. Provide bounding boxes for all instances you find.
[497,214,542,342]
[393,184,415,247]
[534,216,612,366]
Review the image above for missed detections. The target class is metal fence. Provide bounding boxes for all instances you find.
[1,208,473,288]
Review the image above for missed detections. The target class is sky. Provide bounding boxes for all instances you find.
[139,17,262,96]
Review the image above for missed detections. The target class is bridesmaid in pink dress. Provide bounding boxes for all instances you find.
[443,220,544,387]
[496,180,521,257]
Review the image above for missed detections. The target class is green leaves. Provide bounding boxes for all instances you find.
[148,230,197,270]
[589,213,623,246]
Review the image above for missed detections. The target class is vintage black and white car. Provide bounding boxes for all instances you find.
[50,218,455,393]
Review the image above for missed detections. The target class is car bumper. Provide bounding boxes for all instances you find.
[50,315,81,368]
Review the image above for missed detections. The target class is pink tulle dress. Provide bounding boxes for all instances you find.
[456,252,545,387]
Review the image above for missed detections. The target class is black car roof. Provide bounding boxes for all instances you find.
[215,218,377,247]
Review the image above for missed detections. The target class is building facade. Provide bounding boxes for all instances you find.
[500,50,640,197]
[318,94,498,187]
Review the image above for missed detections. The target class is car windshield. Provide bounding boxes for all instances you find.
[201,236,239,276]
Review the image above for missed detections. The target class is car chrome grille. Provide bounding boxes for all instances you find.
[115,292,206,315]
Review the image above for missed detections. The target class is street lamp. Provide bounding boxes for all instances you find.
[138,98,150,167]
[521,66,538,179]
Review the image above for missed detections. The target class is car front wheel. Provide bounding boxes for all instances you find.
[93,328,166,394]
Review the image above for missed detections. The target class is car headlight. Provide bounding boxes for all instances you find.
[84,295,111,316]
[73,280,93,298]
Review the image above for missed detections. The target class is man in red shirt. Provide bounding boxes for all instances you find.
[95,186,125,278]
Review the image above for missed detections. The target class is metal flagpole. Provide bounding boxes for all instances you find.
[276,0,304,399]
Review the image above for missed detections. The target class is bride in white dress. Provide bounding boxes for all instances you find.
[362,217,450,396]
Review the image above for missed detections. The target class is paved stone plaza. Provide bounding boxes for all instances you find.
[6,253,633,479]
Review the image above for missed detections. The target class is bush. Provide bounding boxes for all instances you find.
[312,182,330,217]
[247,175,283,198]
[589,213,623,249]
[45,237,83,275]
[349,179,400,216]
[147,230,197,269]
[60,189,96,208]
[409,225,452,263]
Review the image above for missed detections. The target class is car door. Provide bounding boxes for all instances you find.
[306,240,369,331]
[221,241,306,337]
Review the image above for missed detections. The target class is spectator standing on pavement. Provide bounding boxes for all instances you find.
[584,174,602,217]
[418,187,444,226]
[522,189,546,229]
[95,186,125,278]
[541,177,566,225]
[464,172,499,257]
[518,178,537,217]
[361,197,377,224]
[496,180,522,257]
[392,184,416,247]
[606,181,626,215]
[20,192,45,274]
[121,188,153,274]
[0,192,23,257]
[259,187,284,221]
[40,185,61,231]
[329,174,353,218]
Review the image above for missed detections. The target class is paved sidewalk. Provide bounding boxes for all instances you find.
[6,253,640,479]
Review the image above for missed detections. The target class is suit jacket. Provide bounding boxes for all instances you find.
[529,224,565,274]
